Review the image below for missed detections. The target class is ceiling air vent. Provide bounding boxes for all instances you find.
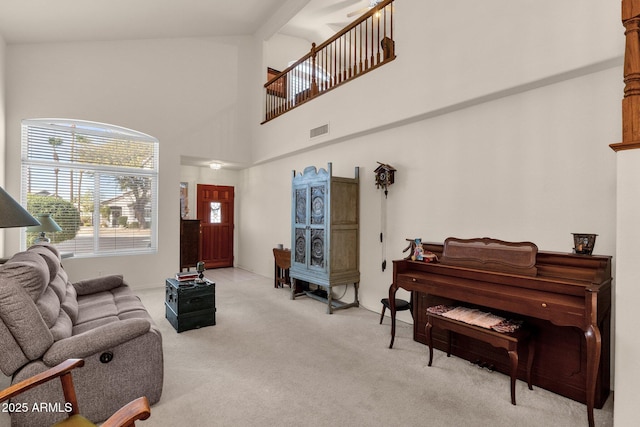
[310,123,329,139]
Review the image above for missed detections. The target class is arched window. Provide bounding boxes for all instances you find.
[21,119,159,256]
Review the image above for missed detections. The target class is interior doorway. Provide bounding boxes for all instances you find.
[197,184,234,268]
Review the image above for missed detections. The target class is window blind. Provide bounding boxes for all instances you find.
[21,119,159,256]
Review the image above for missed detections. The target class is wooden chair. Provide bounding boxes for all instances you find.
[0,359,150,427]
[273,248,291,288]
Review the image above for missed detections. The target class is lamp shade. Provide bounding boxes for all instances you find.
[0,186,40,228]
[27,214,62,233]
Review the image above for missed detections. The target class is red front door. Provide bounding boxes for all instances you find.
[197,184,234,268]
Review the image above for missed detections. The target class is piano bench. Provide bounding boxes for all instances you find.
[425,312,535,405]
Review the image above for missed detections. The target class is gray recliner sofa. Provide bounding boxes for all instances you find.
[0,244,163,427]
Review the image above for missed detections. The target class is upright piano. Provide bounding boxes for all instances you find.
[389,237,612,427]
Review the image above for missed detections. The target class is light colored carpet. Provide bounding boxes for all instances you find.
[1,268,613,426]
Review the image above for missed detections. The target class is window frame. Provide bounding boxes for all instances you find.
[20,118,159,257]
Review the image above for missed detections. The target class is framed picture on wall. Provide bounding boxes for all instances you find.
[180,182,189,218]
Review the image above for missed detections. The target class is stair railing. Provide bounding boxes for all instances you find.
[263,0,395,123]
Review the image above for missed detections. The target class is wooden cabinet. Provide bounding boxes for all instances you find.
[290,163,360,313]
[180,219,201,271]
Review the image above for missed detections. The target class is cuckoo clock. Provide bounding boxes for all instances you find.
[375,162,396,272]
[374,162,396,198]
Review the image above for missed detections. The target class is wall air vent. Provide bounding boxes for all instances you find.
[310,123,329,139]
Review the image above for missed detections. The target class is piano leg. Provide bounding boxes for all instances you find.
[585,324,602,427]
[507,349,518,405]
[426,321,433,366]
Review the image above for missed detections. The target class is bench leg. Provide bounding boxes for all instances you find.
[508,350,518,405]
[446,330,452,357]
[426,321,434,366]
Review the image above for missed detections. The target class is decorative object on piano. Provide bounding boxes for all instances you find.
[375,162,395,271]
[403,238,438,262]
[374,162,396,198]
[413,238,424,261]
[403,238,418,260]
[423,251,437,262]
[572,233,597,255]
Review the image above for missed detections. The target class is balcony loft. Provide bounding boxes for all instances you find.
[263,0,396,123]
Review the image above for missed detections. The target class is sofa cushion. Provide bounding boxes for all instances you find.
[74,275,124,296]
[0,262,54,360]
[75,293,119,325]
[73,285,151,335]
[0,320,29,376]
[2,251,50,301]
[61,284,79,324]
[28,244,61,285]
[49,310,73,341]
[48,274,67,302]
[28,242,62,260]
[36,286,62,328]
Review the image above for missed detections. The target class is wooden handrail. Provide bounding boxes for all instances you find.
[263,0,396,123]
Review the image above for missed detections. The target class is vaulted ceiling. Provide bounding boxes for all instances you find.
[0,0,290,44]
[0,0,372,45]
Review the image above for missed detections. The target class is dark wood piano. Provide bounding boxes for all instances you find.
[389,237,611,427]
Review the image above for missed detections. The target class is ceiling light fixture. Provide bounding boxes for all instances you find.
[209,163,222,170]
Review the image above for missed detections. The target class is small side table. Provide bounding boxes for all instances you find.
[273,248,291,288]
[165,278,216,333]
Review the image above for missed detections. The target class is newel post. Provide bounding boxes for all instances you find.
[612,0,640,151]
[310,42,319,97]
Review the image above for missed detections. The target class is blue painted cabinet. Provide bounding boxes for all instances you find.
[290,163,360,313]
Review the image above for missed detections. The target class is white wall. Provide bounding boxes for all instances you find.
[4,36,253,286]
[254,0,622,164]
[238,66,621,321]
[613,150,640,424]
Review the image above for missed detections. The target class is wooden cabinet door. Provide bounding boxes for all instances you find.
[197,185,234,268]
[291,179,328,282]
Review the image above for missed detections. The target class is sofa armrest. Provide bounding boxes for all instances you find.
[73,274,125,295]
[42,318,151,366]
